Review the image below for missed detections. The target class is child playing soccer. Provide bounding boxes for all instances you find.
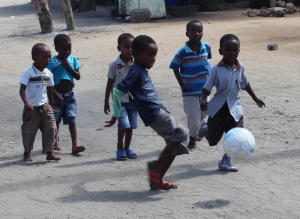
[195,34,265,172]
[169,20,212,150]
[105,35,189,190]
[47,34,85,154]
[104,33,138,161]
[19,43,61,162]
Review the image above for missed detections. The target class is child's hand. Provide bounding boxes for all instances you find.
[104,103,110,115]
[25,102,34,112]
[104,116,117,127]
[180,84,190,92]
[54,93,63,104]
[253,97,266,108]
[61,59,72,72]
[200,100,208,111]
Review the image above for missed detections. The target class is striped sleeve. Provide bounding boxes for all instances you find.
[169,48,184,70]
[206,43,212,59]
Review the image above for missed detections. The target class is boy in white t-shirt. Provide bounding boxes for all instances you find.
[19,43,61,162]
[104,33,138,160]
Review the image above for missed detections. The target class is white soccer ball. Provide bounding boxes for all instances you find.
[223,127,255,160]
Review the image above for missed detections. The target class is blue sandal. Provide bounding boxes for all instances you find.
[116,149,127,161]
[126,149,137,159]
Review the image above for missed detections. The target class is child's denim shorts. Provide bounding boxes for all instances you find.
[53,90,77,125]
[118,101,138,129]
[150,109,188,143]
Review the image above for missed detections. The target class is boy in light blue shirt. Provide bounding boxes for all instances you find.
[47,34,85,155]
[48,54,80,87]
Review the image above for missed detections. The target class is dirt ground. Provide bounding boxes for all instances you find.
[1,1,300,218]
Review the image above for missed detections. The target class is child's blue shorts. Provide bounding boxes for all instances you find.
[118,101,138,129]
[53,90,77,125]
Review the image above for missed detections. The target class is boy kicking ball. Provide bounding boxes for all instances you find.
[105,35,189,190]
[196,34,265,172]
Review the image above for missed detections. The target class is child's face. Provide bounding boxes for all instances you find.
[134,43,158,69]
[186,22,203,43]
[55,40,72,59]
[32,46,52,71]
[118,38,134,59]
[219,39,240,66]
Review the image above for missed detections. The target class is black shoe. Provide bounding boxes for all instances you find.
[187,136,197,150]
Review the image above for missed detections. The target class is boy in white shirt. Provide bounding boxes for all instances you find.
[104,33,138,160]
[196,34,265,171]
[19,43,61,162]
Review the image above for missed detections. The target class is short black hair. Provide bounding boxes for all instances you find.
[54,34,71,47]
[220,34,240,49]
[31,43,49,56]
[118,33,134,45]
[132,35,156,54]
[186,20,202,32]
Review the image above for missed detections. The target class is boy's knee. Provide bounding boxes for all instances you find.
[165,126,188,144]
[175,126,189,143]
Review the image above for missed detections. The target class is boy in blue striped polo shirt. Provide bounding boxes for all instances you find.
[169,20,212,150]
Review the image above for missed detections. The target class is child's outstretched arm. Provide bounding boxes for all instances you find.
[244,83,266,108]
[104,88,125,127]
[173,70,189,92]
[62,59,81,80]
[104,78,114,115]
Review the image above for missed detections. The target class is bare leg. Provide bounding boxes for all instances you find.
[69,124,77,147]
[69,124,85,154]
[56,122,60,144]
[155,141,179,175]
[160,155,176,178]
[53,122,61,150]
[148,142,179,190]
[117,129,126,150]
[124,129,133,150]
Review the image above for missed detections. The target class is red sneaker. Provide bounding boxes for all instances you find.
[72,144,85,154]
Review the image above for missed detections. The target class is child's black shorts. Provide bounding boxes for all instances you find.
[206,103,243,146]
